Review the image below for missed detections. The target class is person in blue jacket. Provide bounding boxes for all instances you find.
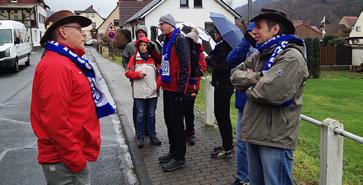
[227,22,257,185]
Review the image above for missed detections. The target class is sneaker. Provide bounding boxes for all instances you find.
[158,153,173,164]
[137,138,144,148]
[149,135,161,146]
[211,149,234,158]
[187,135,196,145]
[210,146,224,156]
[161,159,186,172]
[231,179,249,185]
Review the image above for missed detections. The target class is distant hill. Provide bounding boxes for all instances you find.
[235,0,363,26]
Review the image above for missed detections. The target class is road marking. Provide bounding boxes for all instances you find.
[0,117,31,125]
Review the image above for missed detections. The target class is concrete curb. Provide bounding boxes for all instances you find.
[89,49,153,185]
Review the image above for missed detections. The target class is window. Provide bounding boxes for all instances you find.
[92,22,96,28]
[356,26,361,32]
[11,0,17,3]
[180,0,189,7]
[114,20,119,27]
[204,22,214,34]
[194,0,202,8]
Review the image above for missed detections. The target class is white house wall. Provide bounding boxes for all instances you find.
[143,0,236,37]
[80,12,104,41]
[352,47,363,66]
[349,12,363,45]
[98,6,119,34]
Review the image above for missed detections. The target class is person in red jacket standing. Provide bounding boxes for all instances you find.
[184,29,207,145]
[157,14,191,172]
[30,10,114,184]
[125,37,162,148]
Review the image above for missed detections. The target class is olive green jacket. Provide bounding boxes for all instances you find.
[230,43,309,149]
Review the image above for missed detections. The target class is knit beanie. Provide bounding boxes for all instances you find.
[159,14,176,27]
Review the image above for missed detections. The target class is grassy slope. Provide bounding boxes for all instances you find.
[196,71,363,185]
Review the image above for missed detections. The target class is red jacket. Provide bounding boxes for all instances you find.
[187,44,207,93]
[30,48,100,173]
[159,31,190,94]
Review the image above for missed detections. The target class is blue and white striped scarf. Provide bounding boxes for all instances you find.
[46,41,115,118]
[257,35,304,74]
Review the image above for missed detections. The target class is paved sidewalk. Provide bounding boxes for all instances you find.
[89,48,238,185]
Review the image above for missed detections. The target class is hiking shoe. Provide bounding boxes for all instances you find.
[161,159,186,172]
[187,135,196,145]
[211,149,234,158]
[158,153,173,164]
[149,135,161,146]
[137,138,144,148]
[231,179,249,185]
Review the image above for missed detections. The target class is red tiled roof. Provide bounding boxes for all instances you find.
[339,16,358,28]
[119,0,152,25]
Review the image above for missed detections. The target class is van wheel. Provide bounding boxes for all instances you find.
[25,53,30,66]
[12,58,19,73]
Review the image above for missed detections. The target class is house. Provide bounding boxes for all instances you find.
[119,0,152,27]
[98,2,119,35]
[339,16,358,29]
[293,20,322,39]
[348,12,363,66]
[74,5,104,40]
[123,0,241,40]
[0,0,49,47]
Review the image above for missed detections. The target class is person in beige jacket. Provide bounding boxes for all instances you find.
[230,8,309,185]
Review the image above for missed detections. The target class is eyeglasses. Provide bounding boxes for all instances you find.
[62,25,82,32]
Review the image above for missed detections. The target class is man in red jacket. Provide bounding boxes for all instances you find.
[157,14,191,172]
[30,10,114,184]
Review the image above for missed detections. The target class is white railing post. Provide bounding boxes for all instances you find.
[320,118,344,185]
[204,76,215,126]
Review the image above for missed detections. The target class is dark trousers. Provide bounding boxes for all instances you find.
[163,90,186,161]
[183,94,196,136]
[214,87,234,151]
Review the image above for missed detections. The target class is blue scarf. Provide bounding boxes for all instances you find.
[256,35,304,74]
[256,35,304,107]
[160,28,180,82]
[46,41,115,118]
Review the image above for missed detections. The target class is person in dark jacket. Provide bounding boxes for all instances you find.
[157,14,191,172]
[184,29,207,145]
[206,26,234,158]
[227,22,258,185]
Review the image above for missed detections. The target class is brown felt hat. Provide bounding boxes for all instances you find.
[40,10,92,47]
[251,8,295,34]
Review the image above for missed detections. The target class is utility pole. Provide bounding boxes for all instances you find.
[248,0,252,21]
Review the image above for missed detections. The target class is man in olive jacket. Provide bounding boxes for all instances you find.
[230,8,309,185]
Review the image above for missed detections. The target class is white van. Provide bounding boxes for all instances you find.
[0,20,32,72]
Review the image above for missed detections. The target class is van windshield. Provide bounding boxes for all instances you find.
[0,29,13,44]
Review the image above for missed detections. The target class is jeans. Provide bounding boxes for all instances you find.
[163,90,186,161]
[247,143,294,185]
[214,87,234,150]
[42,162,90,185]
[183,93,196,136]
[236,110,249,182]
[134,97,158,139]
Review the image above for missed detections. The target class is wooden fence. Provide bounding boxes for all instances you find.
[320,45,352,65]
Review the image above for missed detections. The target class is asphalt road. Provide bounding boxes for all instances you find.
[0,49,136,185]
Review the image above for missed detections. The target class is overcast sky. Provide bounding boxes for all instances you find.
[45,0,247,18]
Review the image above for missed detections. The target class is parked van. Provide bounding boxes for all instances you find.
[0,20,32,72]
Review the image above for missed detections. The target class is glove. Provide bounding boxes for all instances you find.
[147,43,155,54]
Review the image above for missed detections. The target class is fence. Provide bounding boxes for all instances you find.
[320,45,352,66]
[202,76,362,185]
